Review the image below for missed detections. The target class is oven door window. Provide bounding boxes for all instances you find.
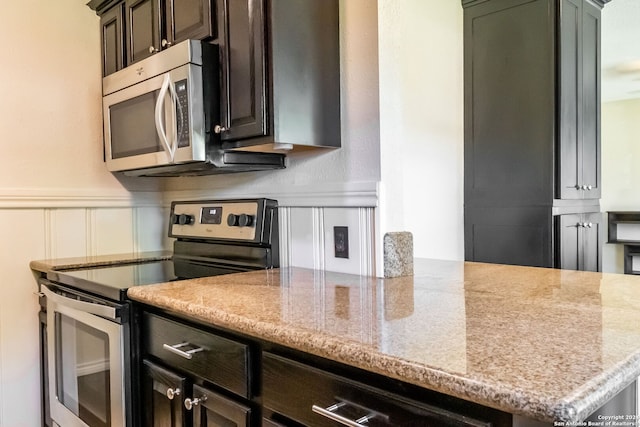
[56,313,112,427]
[46,295,124,427]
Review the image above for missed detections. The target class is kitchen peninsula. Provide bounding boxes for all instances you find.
[123,259,640,425]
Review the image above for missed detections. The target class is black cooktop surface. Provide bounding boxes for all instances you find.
[47,260,177,302]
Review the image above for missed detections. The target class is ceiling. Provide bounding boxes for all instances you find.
[601,0,640,102]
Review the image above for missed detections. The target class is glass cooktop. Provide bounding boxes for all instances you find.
[47,260,177,302]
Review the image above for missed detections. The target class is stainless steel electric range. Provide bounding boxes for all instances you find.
[39,198,279,427]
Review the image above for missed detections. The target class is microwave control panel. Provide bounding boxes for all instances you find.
[174,79,190,148]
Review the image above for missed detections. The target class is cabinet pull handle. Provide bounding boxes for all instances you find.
[586,184,593,190]
[312,400,387,427]
[162,342,204,360]
[214,125,229,134]
[161,39,172,48]
[184,396,207,411]
[148,45,159,54]
[166,387,181,400]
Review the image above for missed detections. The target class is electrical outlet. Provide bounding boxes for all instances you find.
[334,226,349,259]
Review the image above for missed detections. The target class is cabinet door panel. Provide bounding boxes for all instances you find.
[556,212,602,272]
[126,0,161,64]
[166,0,215,45]
[101,3,125,76]
[192,384,251,427]
[218,0,267,142]
[580,1,601,199]
[142,359,189,427]
[465,207,552,268]
[464,0,555,206]
[558,0,601,200]
[558,0,580,200]
[582,212,602,272]
[557,214,581,270]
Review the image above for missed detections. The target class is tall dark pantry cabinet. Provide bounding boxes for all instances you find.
[462,0,609,271]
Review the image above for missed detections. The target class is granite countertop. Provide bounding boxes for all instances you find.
[126,259,640,423]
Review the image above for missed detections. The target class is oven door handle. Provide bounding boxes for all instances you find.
[41,286,117,321]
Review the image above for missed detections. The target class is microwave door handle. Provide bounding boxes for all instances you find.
[154,74,175,162]
[167,79,179,159]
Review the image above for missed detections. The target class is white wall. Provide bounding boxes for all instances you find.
[377,1,464,267]
[601,99,640,273]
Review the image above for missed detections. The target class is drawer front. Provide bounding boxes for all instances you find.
[143,312,250,398]
[263,353,491,427]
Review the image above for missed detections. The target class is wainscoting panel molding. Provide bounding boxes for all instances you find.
[281,206,376,276]
[0,199,167,427]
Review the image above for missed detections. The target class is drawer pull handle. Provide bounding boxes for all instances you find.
[312,401,384,427]
[163,342,204,360]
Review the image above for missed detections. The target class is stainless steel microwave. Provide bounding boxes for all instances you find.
[102,40,285,177]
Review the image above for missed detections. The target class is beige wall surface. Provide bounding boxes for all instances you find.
[601,99,640,273]
[0,0,159,196]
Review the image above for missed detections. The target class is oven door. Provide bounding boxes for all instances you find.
[42,286,126,427]
[103,62,206,173]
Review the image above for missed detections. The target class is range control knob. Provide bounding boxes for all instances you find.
[238,214,254,227]
[174,214,194,225]
[227,213,239,226]
[227,213,255,227]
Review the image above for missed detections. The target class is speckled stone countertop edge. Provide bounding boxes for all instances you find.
[29,251,172,273]
[127,282,640,423]
[552,352,640,422]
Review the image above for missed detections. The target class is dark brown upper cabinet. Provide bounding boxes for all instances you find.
[100,2,125,76]
[216,0,267,142]
[166,0,216,48]
[126,0,162,64]
[90,0,215,73]
[90,0,341,152]
[215,0,341,151]
[127,0,215,64]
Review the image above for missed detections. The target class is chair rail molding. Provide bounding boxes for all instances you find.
[0,188,164,209]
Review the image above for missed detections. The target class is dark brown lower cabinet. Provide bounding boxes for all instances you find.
[142,358,252,427]
[140,311,253,427]
[465,206,603,271]
[142,360,188,427]
[556,212,602,272]
[262,352,506,427]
